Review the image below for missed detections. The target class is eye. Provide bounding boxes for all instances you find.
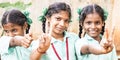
[65,19,69,23]
[12,29,17,33]
[86,21,91,25]
[95,21,101,25]
[56,17,61,21]
[4,30,9,33]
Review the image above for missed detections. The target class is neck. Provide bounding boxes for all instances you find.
[93,36,101,43]
[51,32,64,41]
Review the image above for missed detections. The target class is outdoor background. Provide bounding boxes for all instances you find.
[0,0,120,58]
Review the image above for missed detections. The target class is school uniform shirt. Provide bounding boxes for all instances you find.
[75,34,118,60]
[31,31,79,60]
[0,36,31,60]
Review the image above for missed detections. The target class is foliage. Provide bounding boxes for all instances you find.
[0,1,32,10]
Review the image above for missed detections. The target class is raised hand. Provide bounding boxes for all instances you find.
[37,21,51,54]
[37,33,51,54]
[11,33,33,48]
[100,26,115,54]
[23,33,33,48]
[30,33,51,60]
[30,21,51,60]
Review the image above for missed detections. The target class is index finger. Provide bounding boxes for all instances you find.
[109,26,115,38]
[42,36,50,47]
[25,32,33,41]
[45,20,49,34]
[104,28,109,39]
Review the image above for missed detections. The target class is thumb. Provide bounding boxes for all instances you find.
[29,32,32,37]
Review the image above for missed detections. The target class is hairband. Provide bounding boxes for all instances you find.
[23,11,33,25]
[103,9,108,20]
[38,8,72,23]
[38,8,48,22]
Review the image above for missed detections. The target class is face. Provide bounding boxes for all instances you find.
[3,22,25,37]
[48,11,70,35]
[83,13,104,39]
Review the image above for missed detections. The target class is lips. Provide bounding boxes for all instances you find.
[90,31,96,33]
[89,29,98,34]
[56,27,64,31]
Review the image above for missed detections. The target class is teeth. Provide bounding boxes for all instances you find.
[90,31,96,33]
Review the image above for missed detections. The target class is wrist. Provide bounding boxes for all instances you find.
[10,36,21,47]
[9,37,15,47]
[36,48,46,54]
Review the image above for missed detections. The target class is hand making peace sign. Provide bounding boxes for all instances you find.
[100,26,115,54]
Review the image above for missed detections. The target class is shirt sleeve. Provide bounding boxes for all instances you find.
[75,38,88,59]
[0,36,12,54]
[110,45,118,60]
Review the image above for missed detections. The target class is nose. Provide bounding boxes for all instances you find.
[91,23,96,28]
[59,20,64,27]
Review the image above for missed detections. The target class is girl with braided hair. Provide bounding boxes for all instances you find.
[30,2,79,60]
[75,4,118,60]
[0,9,33,60]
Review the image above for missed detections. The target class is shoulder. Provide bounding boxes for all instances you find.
[0,36,12,40]
[76,37,87,42]
[65,32,79,38]
[75,37,88,47]
[65,32,80,42]
[0,36,12,45]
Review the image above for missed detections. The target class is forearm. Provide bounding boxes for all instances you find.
[81,44,106,55]
[88,44,105,55]
[9,37,15,47]
[9,37,20,47]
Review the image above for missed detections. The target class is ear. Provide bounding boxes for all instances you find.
[102,22,105,26]
[46,16,51,22]
[46,17,51,26]
[23,22,28,30]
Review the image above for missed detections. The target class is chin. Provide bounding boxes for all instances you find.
[89,34,98,38]
[55,30,64,34]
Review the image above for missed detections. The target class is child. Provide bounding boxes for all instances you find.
[30,2,79,60]
[0,9,33,60]
[75,4,118,60]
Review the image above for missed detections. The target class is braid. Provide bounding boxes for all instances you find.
[101,23,105,35]
[79,23,83,38]
[26,24,30,34]
[42,19,46,33]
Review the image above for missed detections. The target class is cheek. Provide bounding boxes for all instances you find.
[83,24,89,30]
[50,22,56,27]
[17,31,24,36]
[97,22,104,29]
[17,28,25,35]
[65,23,69,27]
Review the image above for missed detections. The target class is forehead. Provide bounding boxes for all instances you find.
[3,23,21,30]
[85,13,102,22]
[52,11,69,19]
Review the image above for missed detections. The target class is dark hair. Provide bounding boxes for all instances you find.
[42,2,71,33]
[1,9,30,34]
[78,4,106,38]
